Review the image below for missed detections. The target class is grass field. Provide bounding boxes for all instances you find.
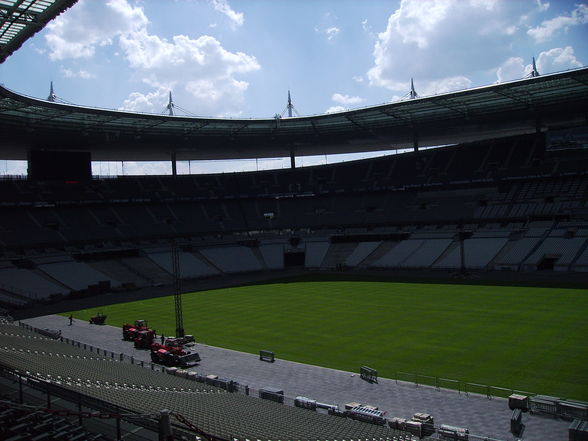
[66,281,588,400]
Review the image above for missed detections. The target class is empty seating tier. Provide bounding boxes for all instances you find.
[0,323,415,440]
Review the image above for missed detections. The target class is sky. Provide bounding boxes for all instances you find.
[0,0,587,175]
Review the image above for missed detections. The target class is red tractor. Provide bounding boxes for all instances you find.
[134,329,156,349]
[122,319,149,341]
[150,338,200,368]
[89,312,107,325]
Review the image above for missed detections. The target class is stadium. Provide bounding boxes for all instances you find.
[0,1,587,440]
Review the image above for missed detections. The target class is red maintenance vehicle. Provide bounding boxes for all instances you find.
[89,312,107,325]
[134,328,157,349]
[122,319,149,341]
[150,337,200,368]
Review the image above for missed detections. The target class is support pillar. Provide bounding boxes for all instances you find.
[78,394,83,426]
[18,374,23,404]
[159,409,173,441]
[413,133,419,152]
[290,151,296,169]
[171,151,177,176]
[460,234,466,275]
[116,406,121,440]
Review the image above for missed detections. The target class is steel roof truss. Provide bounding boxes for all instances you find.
[230,122,250,136]
[0,1,40,40]
[492,88,533,109]
[377,108,410,125]
[428,97,468,118]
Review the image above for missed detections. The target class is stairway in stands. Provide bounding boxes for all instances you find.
[321,243,358,269]
[358,241,398,268]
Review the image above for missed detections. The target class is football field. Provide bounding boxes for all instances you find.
[66,281,588,400]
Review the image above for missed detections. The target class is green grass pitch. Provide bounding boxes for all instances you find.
[66,281,588,400]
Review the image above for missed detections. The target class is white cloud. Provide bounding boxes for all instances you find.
[48,0,260,116]
[121,161,172,175]
[326,27,340,40]
[120,88,168,114]
[388,0,455,49]
[29,43,46,55]
[536,46,583,73]
[367,0,532,93]
[210,0,244,28]
[331,93,364,105]
[60,66,95,79]
[315,26,340,41]
[418,76,472,96]
[535,0,549,12]
[495,56,531,82]
[45,0,148,60]
[119,31,260,116]
[352,75,364,83]
[1,160,27,176]
[528,4,588,42]
[495,47,582,82]
[325,105,346,114]
[361,18,375,38]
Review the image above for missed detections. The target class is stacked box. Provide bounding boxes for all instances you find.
[344,401,362,410]
[530,395,560,416]
[316,402,338,411]
[510,409,523,436]
[295,396,317,410]
[388,417,407,430]
[405,420,422,437]
[204,374,218,386]
[559,401,588,421]
[439,424,469,440]
[413,412,434,423]
[349,406,386,425]
[509,394,529,411]
[259,387,284,403]
[328,408,347,418]
[175,369,188,378]
[413,413,435,436]
[569,419,588,441]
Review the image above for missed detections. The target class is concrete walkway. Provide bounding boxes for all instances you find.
[22,314,570,441]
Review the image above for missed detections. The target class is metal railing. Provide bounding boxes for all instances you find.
[394,370,536,400]
[0,368,200,441]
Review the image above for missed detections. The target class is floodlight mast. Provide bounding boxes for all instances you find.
[281,90,299,118]
[409,78,418,99]
[287,90,293,117]
[47,81,56,102]
[288,90,295,168]
[167,91,174,116]
[531,57,540,77]
[167,91,177,175]
[172,244,184,337]
[279,90,300,169]
[409,78,419,151]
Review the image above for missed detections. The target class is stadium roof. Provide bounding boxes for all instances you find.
[0,67,587,161]
[0,0,78,64]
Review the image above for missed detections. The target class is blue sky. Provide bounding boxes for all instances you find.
[1,0,587,175]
